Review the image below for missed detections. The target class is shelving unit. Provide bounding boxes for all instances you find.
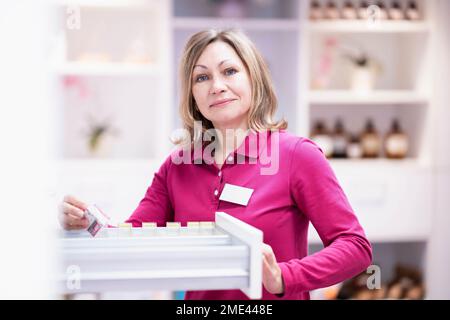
[53,1,173,160]
[52,0,442,299]
[299,0,438,298]
[298,0,434,162]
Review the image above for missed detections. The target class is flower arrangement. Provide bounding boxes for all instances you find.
[340,43,382,92]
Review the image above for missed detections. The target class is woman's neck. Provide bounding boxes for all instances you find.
[213,121,249,165]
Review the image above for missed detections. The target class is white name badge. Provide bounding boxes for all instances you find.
[219,183,254,206]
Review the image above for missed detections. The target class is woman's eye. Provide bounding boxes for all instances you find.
[195,74,208,83]
[225,68,237,76]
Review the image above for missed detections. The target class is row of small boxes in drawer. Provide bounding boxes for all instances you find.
[100,221,218,237]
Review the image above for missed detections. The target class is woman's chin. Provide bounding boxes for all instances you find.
[210,116,247,129]
[208,110,237,121]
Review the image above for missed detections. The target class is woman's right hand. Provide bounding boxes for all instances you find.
[59,195,90,230]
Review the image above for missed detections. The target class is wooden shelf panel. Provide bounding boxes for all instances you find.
[173,17,299,31]
[308,90,429,105]
[53,62,162,76]
[307,20,430,34]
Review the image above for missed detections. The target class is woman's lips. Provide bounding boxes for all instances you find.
[210,99,236,108]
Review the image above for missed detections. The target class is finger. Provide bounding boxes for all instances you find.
[262,258,274,286]
[262,243,272,253]
[58,211,87,231]
[66,212,88,222]
[63,195,88,211]
[65,222,87,231]
[266,253,276,265]
[262,255,273,274]
[262,247,277,265]
[262,256,268,278]
[262,243,275,255]
[64,214,89,228]
[262,255,269,268]
[65,217,89,227]
[63,202,86,219]
[64,219,89,230]
[262,251,271,264]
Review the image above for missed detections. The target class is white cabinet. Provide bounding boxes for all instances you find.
[308,160,433,244]
[333,160,432,242]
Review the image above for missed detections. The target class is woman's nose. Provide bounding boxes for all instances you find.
[210,78,227,95]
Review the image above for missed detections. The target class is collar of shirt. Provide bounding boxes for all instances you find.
[190,129,271,165]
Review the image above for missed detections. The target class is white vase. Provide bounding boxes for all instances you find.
[350,66,376,92]
[88,134,115,158]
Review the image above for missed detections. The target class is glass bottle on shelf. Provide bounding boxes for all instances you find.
[347,134,363,159]
[309,0,323,20]
[389,1,405,20]
[324,1,340,20]
[357,1,369,20]
[332,119,349,158]
[360,119,381,158]
[341,1,357,20]
[216,0,248,19]
[376,1,389,20]
[384,119,409,159]
[123,38,151,65]
[310,120,334,158]
[405,1,421,20]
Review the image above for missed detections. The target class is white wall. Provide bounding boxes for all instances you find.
[425,0,450,300]
[0,1,58,298]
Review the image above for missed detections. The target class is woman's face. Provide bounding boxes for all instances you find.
[191,41,252,130]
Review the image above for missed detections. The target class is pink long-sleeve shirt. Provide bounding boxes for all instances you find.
[126,130,372,300]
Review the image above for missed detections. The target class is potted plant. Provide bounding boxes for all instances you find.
[85,115,119,158]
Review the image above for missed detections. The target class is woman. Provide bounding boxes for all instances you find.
[59,29,372,300]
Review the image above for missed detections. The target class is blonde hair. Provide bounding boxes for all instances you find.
[176,28,287,145]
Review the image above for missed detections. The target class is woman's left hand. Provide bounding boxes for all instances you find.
[262,243,285,295]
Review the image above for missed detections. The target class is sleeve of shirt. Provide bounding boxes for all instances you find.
[125,155,174,227]
[278,138,373,298]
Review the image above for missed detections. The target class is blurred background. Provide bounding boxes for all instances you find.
[0,0,449,299]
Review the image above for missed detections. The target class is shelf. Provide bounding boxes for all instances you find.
[328,158,430,170]
[308,90,429,105]
[53,62,162,76]
[308,230,430,245]
[52,0,158,8]
[57,158,164,179]
[173,17,299,31]
[307,20,430,34]
[59,158,162,164]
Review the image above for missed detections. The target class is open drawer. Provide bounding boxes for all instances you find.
[57,212,263,299]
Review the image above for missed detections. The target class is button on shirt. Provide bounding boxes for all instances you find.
[126,130,372,300]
